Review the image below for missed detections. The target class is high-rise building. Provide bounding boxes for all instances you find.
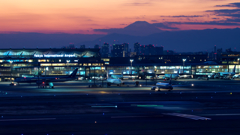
[101,43,109,57]
[123,43,129,53]
[134,42,140,55]
[111,43,129,57]
[146,44,155,55]
[138,44,163,55]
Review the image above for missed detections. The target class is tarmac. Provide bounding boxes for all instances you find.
[0,78,240,135]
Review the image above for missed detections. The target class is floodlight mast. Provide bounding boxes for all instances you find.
[182,59,186,74]
[130,59,134,78]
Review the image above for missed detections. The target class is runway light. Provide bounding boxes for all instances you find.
[95,121,97,123]
[137,105,163,107]
[91,106,117,108]
[230,92,232,95]
[191,84,194,86]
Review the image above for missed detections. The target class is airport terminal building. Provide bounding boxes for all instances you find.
[0,48,239,81]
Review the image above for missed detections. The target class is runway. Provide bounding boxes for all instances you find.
[0,79,240,97]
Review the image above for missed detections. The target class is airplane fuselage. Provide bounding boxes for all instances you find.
[156,82,173,89]
[14,76,76,84]
[107,78,123,84]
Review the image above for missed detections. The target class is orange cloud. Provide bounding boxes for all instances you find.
[0,0,239,34]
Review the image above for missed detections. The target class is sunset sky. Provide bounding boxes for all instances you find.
[0,0,240,34]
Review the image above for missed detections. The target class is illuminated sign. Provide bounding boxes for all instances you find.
[34,54,76,58]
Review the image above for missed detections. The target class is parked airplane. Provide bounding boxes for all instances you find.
[163,68,180,80]
[215,65,236,79]
[107,77,124,86]
[151,74,173,91]
[14,68,79,88]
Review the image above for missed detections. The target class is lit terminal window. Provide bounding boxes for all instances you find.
[41,63,51,66]
[68,63,78,66]
[88,63,91,66]
[28,59,33,62]
[52,63,66,66]
[59,59,61,62]
[47,59,49,62]
[38,59,46,62]
[105,62,109,65]
[92,63,99,66]
[79,63,82,66]
[3,64,11,67]
[101,67,105,70]
[83,63,87,66]
[101,58,110,61]
[74,60,78,62]
[0,60,3,63]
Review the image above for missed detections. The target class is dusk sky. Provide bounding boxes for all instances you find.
[1,0,240,34]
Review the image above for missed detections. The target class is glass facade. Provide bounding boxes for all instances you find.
[0,48,240,81]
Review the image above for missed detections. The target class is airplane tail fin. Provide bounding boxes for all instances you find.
[233,65,236,74]
[69,68,78,78]
[169,74,172,85]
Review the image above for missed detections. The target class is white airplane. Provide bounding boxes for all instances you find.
[163,68,180,80]
[217,65,236,79]
[151,74,173,91]
[14,68,78,88]
[106,78,124,86]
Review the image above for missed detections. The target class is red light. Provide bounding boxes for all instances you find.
[42,82,45,84]
[24,77,26,79]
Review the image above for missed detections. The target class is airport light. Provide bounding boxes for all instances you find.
[182,59,186,74]
[130,59,134,78]
[10,61,13,78]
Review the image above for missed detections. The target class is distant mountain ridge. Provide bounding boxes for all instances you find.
[0,26,240,52]
[94,21,163,36]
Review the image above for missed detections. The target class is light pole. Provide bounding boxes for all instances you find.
[182,59,186,74]
[154,66,157,81]
[66,60,70,74]
[10,61,13,80]
[130,59,134,79]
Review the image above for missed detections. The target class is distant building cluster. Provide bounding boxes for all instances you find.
[62,43,240,65]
